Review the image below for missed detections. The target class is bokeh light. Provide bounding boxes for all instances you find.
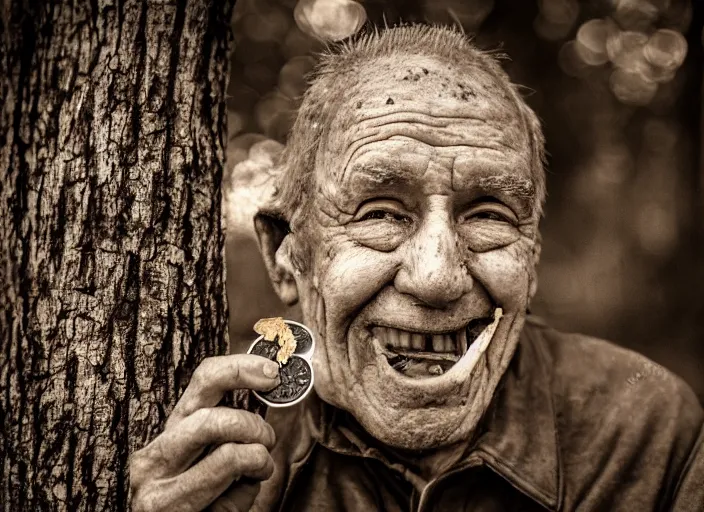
[294,0,367,41]
[610,68,658,105]
[575,19,610,65]
[644,28,688,70]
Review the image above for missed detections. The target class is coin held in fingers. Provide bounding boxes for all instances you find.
[248,319,315,407]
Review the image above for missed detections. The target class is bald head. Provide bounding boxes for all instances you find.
[269,25,546,225]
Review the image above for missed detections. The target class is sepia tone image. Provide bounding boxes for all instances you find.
[1,0,703,510]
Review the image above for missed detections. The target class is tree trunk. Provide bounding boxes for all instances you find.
[0,0,233,509]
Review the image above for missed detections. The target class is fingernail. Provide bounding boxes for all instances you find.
[263,361,279,378]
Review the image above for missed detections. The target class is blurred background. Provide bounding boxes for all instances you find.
[224,0,704,401]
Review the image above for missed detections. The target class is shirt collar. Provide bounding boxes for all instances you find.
[303,320,561,509]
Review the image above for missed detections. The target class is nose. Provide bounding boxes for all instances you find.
[394,210,472,308]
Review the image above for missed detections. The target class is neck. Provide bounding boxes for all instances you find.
[318,399,478,484]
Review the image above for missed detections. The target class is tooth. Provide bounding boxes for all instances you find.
[372,327,384,343]
[411,334,424,350]
[385,327,395,346]
[388,327,399,347]
[443,335,454,353]
[432,335,444,352]
[399,331,411,348]
[457,328,468,353]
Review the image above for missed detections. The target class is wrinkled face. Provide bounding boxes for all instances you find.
[283,55,540,450]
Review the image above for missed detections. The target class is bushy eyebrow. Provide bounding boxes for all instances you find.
[468,174,536,218]
[475,174,535,199]
[344,163,417,191]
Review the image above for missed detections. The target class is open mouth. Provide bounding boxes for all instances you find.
[372,308,502,378]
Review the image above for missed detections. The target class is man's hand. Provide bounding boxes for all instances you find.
[130,354,281,512]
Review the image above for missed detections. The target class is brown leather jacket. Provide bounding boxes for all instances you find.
[254,317,704,511]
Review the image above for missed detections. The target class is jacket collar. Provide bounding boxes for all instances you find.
[302,319,561,509]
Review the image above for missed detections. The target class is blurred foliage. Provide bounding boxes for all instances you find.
[225,0,704,399]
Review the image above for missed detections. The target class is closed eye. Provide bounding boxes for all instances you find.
[473,211,507,221]
[354,199,412,223]
[459,200,518,225]
[360,210,409,222]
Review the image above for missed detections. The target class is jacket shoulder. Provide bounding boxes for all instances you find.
[527,318,700,409]
[524,319,703,510]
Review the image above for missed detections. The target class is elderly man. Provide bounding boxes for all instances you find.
[130,26,704,511]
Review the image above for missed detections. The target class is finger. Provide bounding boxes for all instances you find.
[208,481,261,512]
[141,443,274,512]
[141,407,276,477]
[169,354,280,426]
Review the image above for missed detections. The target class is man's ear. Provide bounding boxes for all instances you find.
[254,212,299,306]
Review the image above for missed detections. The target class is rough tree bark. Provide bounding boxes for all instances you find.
[0,0,234,509]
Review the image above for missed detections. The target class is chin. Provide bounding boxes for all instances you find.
[359,398,489,450]
[315,309,524,451]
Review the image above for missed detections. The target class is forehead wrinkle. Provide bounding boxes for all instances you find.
[358,110,509,128]
[333,125,519,186]
[338,111,524,150]
[325,98,527,185]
